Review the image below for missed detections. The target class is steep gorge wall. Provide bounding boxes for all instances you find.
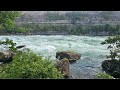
[15,11,120,25]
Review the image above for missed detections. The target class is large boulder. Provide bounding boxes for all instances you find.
[102,60,120,78]
[55,58,70,78]
[0,50,14,63]
[56,51,81,63]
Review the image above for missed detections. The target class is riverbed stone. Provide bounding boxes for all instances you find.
[102,60,120,78]
[56,51,81,63]
[0,50,14,63]
[55,58,70,78]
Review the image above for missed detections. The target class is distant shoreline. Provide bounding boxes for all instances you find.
[0,33,111,37]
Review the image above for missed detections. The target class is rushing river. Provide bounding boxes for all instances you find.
[0,35,109,79]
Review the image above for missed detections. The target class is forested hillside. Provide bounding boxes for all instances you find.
[1,11,120,36]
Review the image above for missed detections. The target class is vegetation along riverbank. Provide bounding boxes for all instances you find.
[1,11,120,79]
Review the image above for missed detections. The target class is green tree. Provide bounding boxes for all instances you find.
[13,26,32,33]
[0,11,20,30]
[101,35,120,60]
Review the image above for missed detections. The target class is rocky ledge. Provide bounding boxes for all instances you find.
[56,51,81,63]
[55,58,70,78]
[0,45,26,63]
[102,60,120,78]
[0,50,15,63]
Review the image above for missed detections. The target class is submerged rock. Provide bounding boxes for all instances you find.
[16,45,26,49]
[0,50,15,63]
[56,51,81,63]
[102,60,120,78]
[55,58,70,78]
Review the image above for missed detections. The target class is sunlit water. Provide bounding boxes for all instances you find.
[0,35,109,79]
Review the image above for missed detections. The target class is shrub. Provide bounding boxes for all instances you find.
[0,38,17,52]
[0,50,63,79]
[96,72,114,79]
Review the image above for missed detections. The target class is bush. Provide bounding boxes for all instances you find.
[96,72,114,79]
[0,38,17,52]
[101,35,120,61]
[0,50,63,79]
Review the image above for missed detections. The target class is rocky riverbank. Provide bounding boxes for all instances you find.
[102,60,120,78]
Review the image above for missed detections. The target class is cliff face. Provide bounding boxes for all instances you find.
[15,11,120,25]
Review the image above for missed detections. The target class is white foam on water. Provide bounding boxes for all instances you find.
[0,35,109,79]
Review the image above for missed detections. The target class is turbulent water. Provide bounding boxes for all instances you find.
[0,35,109,79]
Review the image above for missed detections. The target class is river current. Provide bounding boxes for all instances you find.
[0,35,109,79]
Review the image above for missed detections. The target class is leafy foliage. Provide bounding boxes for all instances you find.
[0,38,17,52]
[0,49,63,79]
[13,26,32,33]
[10,23,120,36]
[0,11,20,30]
[96,72,114,79]
[101,35,120,60]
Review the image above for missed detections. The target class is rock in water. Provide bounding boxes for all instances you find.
[0,50,14,63]
[56,51,81,63]
[102,60,120,78]
[55,58,70,78]
[16,45,26,49]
